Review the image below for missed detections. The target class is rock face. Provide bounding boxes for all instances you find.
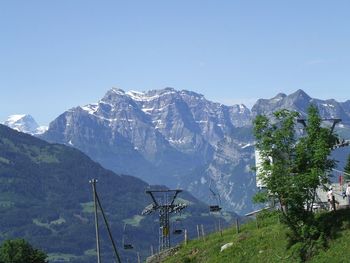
[3,114,47,135]
[41,88,350,214]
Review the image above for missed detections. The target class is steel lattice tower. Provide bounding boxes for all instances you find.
[142,189,187,251]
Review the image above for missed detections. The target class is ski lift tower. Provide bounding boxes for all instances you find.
[142,189,187,251]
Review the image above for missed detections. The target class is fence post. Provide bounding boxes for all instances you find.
[332,196,337,211]
[184,229,188,245]
[197,225,200,239]
[219,219,223,237]
[201,224,205,241]
[235,218,240,234]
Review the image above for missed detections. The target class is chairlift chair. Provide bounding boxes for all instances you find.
[122,223,134,250]
[173,229,183,235]
[208,180,222,213]
[123,244,134,250]
[172,218,183,235]
[209,205,222,212]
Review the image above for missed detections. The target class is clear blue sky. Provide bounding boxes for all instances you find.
[1,1,350,125]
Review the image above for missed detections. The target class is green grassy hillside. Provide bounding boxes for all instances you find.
[163,209,350,263]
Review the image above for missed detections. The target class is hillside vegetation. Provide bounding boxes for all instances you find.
[163,209,350,263]
[0,124,237,263]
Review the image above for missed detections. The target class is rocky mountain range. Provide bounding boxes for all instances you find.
[5,88,350,215]
[40,88,257,214]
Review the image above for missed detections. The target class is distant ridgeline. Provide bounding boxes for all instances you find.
[0,124,237,263]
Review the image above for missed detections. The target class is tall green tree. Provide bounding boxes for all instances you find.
[0,239,47,263]
[344,154,350,180]
[254,109,299,214]
[253,105,337,261]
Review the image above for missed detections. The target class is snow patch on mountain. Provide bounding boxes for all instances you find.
[81,103,99,114]
[35,126,48,134]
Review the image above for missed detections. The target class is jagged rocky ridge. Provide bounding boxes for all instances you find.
[40,88,350,214]
[252,89,350,124]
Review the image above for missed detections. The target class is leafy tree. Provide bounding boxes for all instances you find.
[0,239,48,263]
[344,154,350,180]
[254,109,299,213]
[253,105,337,261]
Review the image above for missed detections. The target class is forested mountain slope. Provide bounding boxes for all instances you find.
[0,124,236,262]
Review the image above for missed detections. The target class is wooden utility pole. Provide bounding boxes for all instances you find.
[90,179,122,263]
[235,218,240,234]
[95,192,122,263]
[90,179,101,263]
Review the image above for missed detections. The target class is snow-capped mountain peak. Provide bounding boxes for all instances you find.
[3,114,47,135]
[6,114,27,123]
